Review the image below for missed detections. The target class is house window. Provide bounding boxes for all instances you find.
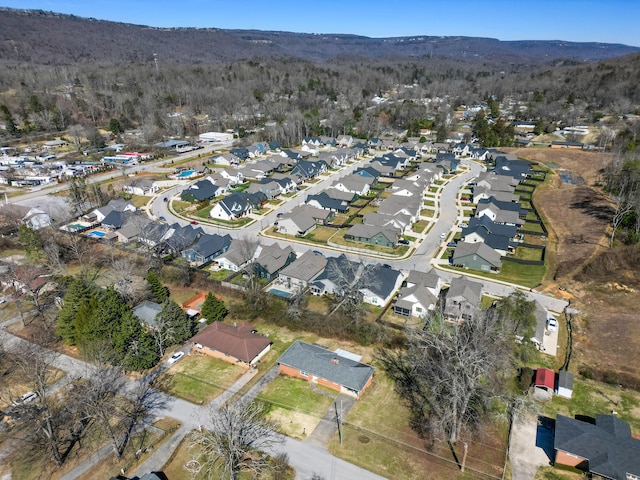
[300,371,309,377]
[416,307,423,313]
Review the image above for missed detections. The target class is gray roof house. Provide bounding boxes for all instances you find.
[213,239,258,272]
[309,254,360,296]
[181,233,232,266]
[359,264,404,307]
[277,251,328,290]
[452,241,503,272]
[554,414,640,479]
[276,211,318,237]
[363,212,412,232]
[133,300,163,329]
[444,277,483,322]
[344,224,400,249]
[277,341,374,399]
[254,244,296,281]
[393,269,443,318]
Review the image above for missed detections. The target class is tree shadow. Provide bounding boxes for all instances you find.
[569,187,614,222]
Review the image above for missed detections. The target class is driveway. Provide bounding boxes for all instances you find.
[509,414,554,480]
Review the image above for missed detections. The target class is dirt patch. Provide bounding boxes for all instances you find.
[502,148,640,386]
[267,408,320,440]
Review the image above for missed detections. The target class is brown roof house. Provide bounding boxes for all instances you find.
[191,322,271,367]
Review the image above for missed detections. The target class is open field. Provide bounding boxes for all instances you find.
[503,147,640,386]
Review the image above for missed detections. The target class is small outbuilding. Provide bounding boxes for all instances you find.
[556,370,574,399]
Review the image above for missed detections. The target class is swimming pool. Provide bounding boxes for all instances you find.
[177,169,196,178]
[67,223,85,231]
[87,230,105,238]
[268,288,293,299]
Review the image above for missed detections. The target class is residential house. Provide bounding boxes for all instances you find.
[368,161,396,177]
[230,147,250,161]
[210,192,266,221]
[246,180,283,200]
[377,195,421,223]
[493,157,531,180]
[367,138,384,150]
[331,174,372,196]
[254,243,296,281]
[359,264,404,307]
[444,277,483,322]
[191,322,272,367]
[353,167,381,182]
[132,300,163,329]
[139,221,172,248]
[393,269,443,318]
[306,192,349,213]
[277,341,374,399]
[323,188,357,204]
[344,224,399,248]
[461,216,518,256]
[123,177,159,196]
[309,254,360,296]
[337,135,354,147]
[475,198,525,226]
[217,168,245,185]
[101,210,130,230]
[180,179,226,203]
[554,414,640,479]
[92,199,136,223]
[213,239,257,272]
[277,251,328,290]
[530,300,552,351]
[114,213,151,243]
[363,212,411,232]
[181,233,232,266]
[0,204,52,230]
[276,204,333,237]
[390,179,427,197]
[211,153,242,166]
[452,241,503,272]
[161,223,203,255]
[291,159,327,182]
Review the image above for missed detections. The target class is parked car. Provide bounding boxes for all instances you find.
[440,232,447,239]
[447,242,457,247]
[459,222,468,228]
[398,239,410,245]
[159,216,166,222]
[167,351,185,364]
[12,391,38,407]
[546,318,558,332]
[190,220,199,225]
[163,197,168,202]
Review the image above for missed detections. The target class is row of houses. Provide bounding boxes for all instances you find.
[451,155,532,273]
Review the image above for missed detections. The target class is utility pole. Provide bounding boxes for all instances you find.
[335,401,343,445]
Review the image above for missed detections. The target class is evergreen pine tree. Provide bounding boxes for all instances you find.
[200,292,228,324]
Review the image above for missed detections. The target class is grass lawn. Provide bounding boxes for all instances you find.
[77,418,180,480]
[423,200,435,207]
[513,247,544,261]
[208,268,233,281]
[535,465,584,480]
[129,195,151,208]
[524,221,545,233]
[412,220,429,233]
[257,376,334,439]
[171,200,191,213]
[542,379,640,432]
[446,261,546,288]
[161,436,295,480]
[329,371,507,479]
[194,204,214,218]
[156,354,246,404]
[301,226,340,243]
[420,208,435,218]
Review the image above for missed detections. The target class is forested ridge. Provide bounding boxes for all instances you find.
[0,7,638,66]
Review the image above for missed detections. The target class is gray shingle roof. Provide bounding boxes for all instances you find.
[279,250,327,282]
[555,414,640,480]
[278,341,374,394]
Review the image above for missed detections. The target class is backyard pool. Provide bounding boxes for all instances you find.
[87,230,105,238]
[177,169,196,178]
[267,288,293,299]
[67,223,85,231]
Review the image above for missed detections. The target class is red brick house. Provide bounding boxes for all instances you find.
[554,414,640,479]
[277,341,374,399]
[190,322,271,367]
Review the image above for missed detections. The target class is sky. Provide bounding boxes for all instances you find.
[3,0,639,47]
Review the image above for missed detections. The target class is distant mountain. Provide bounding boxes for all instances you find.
[0,8,638,66]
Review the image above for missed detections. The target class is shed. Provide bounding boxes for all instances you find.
[556,371,574,399]
[535,368,555,391]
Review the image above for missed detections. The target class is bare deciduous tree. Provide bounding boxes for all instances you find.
[189,401,282,480]
[381,313,512,445]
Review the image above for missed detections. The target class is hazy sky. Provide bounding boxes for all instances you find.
[3,0,639,47]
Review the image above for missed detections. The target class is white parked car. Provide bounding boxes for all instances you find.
[12,391,38,407]
[440,232,447,239]
[546,318,558,332]
[167,351,185,364]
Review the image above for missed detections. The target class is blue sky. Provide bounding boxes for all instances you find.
[3,0,639,46]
